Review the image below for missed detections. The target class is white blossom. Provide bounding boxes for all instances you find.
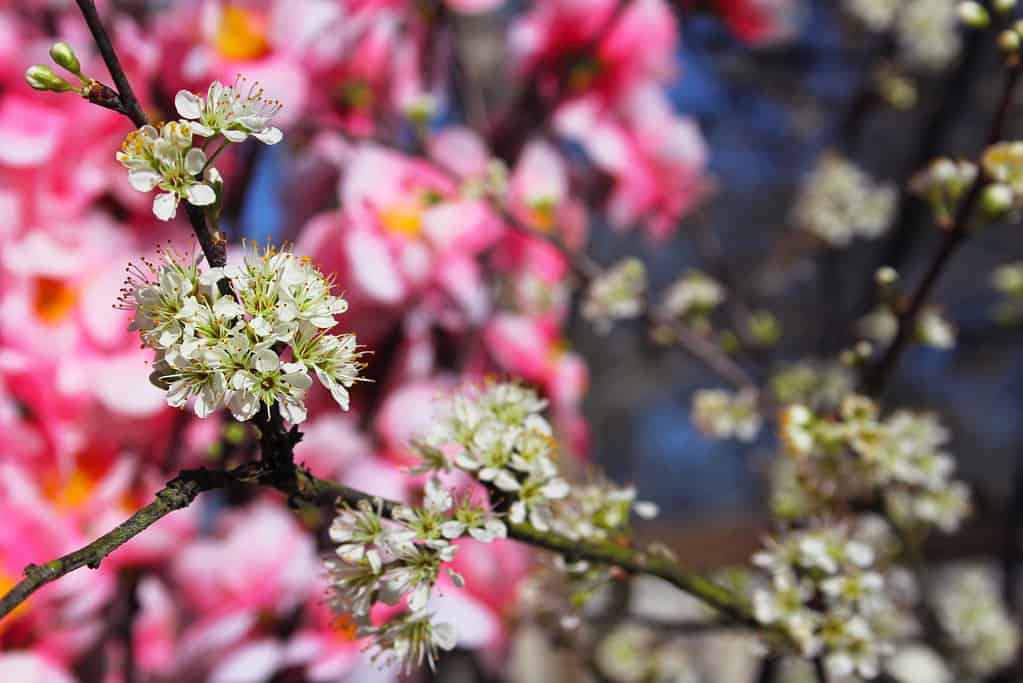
[174,76,283,144]
[793,153,897,246]
[121,242,362,422]
[117,122,218,221]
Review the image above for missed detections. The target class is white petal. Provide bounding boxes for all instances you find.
[254,348,280,374]
[129,169,162,192]
[223,129,248,142]
[186,183,216,206]
[253,127,283,145]
[153,192,178,221]
[185,148,208,176]
[175,89,202,119]
[432,623,458,651]
[229,391,260,421]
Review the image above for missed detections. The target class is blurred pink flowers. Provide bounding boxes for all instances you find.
[0,0,800,677]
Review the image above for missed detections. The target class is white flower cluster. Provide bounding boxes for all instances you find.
[844,0,962,70]
[324,481,505,674]
[120,242,362,423]
[793,153,897,247]
[416,382,655,540]
[931,566,1020,678]
[659,270,725,319]
[117,77,281,221]
[752,526,895,679]
[778,396,971,533]
[582,257,647,334]
[691,388,762,443]
[417,382,570,530]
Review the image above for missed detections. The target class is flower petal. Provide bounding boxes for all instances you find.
[152,192,178,221]
[186,183,216,206]
[174,89,202,119]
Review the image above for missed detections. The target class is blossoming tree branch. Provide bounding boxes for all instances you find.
[5,0,1023,681]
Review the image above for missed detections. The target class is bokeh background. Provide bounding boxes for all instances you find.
[2,0,1022,681]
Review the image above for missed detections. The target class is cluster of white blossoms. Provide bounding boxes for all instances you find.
[778,396,971,533]
[658,270,725,320]
[117,77,282,221]
[120,242,362,423]
[690,388,762,443]
[930,565,1021,678]
[844,0,962,70]
[752,526,896,679]
[324,481,506,674]
[582,257,647,334]
[793,153,897,247]
[415,382,655,540]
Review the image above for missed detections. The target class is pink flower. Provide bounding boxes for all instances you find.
[298,143,503,330]
[172,500,319,620]
[510,0,676,109]
[556,86,711,239]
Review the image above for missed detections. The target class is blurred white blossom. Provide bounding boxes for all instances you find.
[793,153,897,246]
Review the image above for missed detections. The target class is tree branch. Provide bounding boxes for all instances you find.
[0,453,762,631]
[0,467,228,621]
[862,60,1023,395]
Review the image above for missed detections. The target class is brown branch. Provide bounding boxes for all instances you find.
[862,60,1023,395]
[0,467,228,621]
[0,449,764,634]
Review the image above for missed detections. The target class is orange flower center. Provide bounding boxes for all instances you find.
[380,200,424,239]
[215,6,271,61]
[32,276,77,325]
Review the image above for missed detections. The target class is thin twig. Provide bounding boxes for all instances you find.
[74,0,147,128]
[863,61,1023,395]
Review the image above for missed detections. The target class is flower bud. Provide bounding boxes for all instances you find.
[48,42,82,76]
[958,1,990,28]
[875,266,898,286]
[981,182,1015,217]
[995,0,1017,13]
[999,30,1021,54]
[24,64,77,93]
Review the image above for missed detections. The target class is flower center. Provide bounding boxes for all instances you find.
[527,198,557,233]
[380,201,424,239]
[215,6,271,61]
[43,466,97,511]
[32,276,78,325]
[337,81,374,111]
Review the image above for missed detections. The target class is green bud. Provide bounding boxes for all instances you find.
[981,183,1015,217]
[49,42,82,76]
[957,1,990,28]
[24,64,77,93]
[995,0,1017,13]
